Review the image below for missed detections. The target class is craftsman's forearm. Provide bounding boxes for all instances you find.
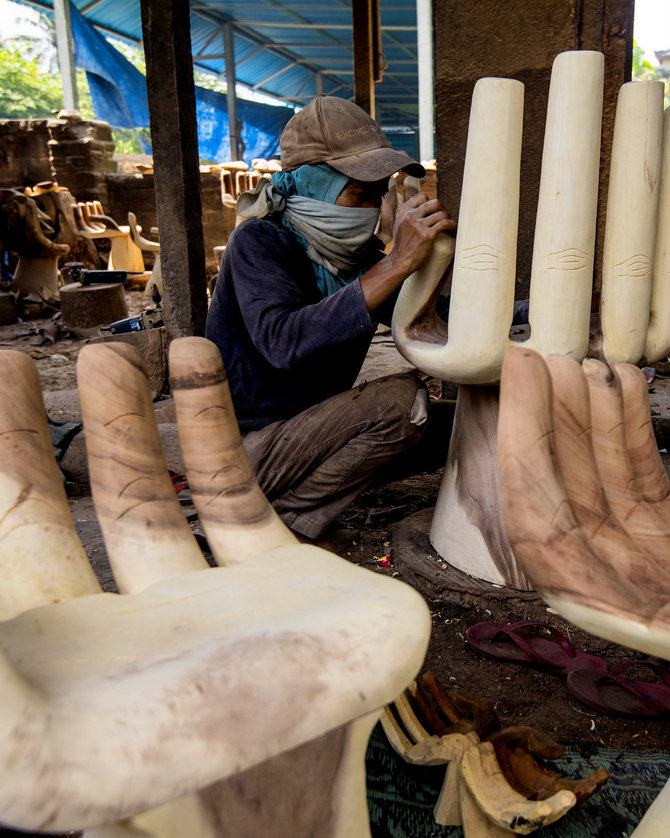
[359,252,412,313]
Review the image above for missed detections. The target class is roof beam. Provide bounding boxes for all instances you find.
[254,0,351,50]
[190,5,352,95]
[232,21,416,31]
[194,24,223,57]
[252,62,296,89]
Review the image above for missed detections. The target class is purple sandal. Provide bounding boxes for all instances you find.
[567,661,670,718]
[466,621,608,676]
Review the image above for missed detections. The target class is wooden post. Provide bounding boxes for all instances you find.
[139,0,208,339]
[352,0,380,118]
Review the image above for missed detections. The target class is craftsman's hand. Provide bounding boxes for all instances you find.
[359,193,455,313]
[388,193,456,276]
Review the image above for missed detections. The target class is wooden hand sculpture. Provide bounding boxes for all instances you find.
[391,49,669,588]
[497,345,670,836]
[0,338,431,836]
[0,187,70,296]
[498,345,670,655]
[72,200,145,272]
[488,727,609,804]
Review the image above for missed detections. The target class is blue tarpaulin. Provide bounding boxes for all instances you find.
[70,6,293,163]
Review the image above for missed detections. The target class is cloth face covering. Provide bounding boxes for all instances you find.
[237,163,381,297]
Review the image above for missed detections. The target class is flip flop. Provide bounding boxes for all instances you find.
[567,661,670,718]
[466,621,608,675]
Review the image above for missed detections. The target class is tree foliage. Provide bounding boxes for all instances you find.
[0,45,64,118]
[632,40,670,109]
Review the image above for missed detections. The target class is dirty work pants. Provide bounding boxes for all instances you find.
[242,371,428,539]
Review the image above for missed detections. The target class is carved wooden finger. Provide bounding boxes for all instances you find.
[616,362,670,514]
[394,689,431,743]
[498,347,665,621]
[499,346,670,656]
[460,742,576,834]
[81,202,106,232]
[546,354,669,592]
[380,704,415,755]
[128,212,160,252]
[582,358,670,568]
[0,350,100,619]
[645,108,670,364]
[488,727,609,805]
[78,343,207,593]
[601,80,665,364]
[393,76,523,384]
[408,679,449,735]
[525,51,603,360]
[169,337,296,566]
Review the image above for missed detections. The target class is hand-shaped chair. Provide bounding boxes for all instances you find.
[0,337,430,837]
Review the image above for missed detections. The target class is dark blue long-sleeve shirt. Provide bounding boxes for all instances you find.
[206,216,388,434]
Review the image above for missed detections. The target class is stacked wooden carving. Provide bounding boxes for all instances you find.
[392,49,670,588]
[0,338,430,836]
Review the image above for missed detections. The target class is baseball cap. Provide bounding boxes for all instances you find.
[280,96,426,181]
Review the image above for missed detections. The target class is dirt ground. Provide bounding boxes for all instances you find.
[3,295,670,823]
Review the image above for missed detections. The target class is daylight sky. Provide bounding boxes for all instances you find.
[1,0,669,65]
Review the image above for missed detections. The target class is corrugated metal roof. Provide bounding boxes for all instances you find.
[16,0,421,129]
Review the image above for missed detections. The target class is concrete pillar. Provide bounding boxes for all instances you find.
[53,0,78,111]
[139,0,208,339]
[416,0,434,161]
[223,22,240,160]
[434,0,635,298]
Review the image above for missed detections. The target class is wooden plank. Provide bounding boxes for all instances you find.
[352,0,375,118]
[139,0,208,339]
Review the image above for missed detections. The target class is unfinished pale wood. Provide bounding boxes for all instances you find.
[0,547,429,833]
[460,742,576,834]
[380,700,477,827]
[78,342,208,593]
[0,351,100,619]
[169,337,297,565]
[430,385,528,588]
[600,80,665,364]
[458,779,516,837]
[393,76,523,384]
[0,343,431,835]
[525,51,603,360]
[645,108,670,363]
[394,51,604,389]
[186,711,380,838]
[583,358,670,568]
[135,712,381,838]
[128,212,163,302]
[632,777,670,836]
[73,202,145,273]
[498,346,670,657]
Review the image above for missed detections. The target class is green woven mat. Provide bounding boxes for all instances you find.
[366,723,670,837]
